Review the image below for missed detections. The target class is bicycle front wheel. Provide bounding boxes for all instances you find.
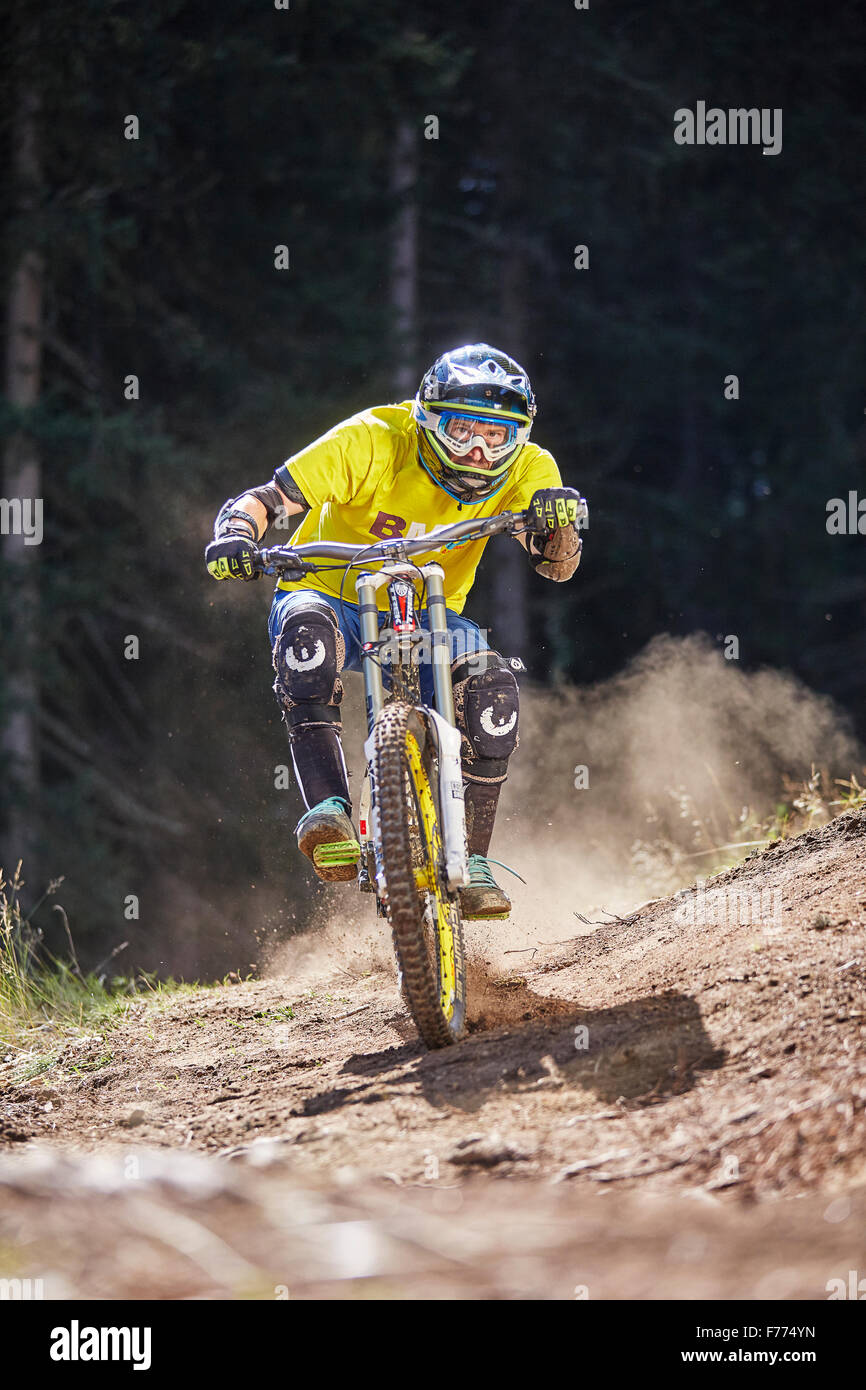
[372,700,467,1048]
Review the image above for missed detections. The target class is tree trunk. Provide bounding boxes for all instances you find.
[2,55,44,877]
[490,225,531,662]
[676,214,704,629]
[483,1,532,663]
[388,119,419,400]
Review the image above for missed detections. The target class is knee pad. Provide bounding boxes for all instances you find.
[272,599,346,723]
[452,651,519,781]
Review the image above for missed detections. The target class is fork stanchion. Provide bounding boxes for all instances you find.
[424,565,455,726]
[356,572,385,733]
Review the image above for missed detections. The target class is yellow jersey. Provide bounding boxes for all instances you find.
[274,401,562,613]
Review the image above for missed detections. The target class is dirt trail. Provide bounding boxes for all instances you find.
[2,809,866,1298]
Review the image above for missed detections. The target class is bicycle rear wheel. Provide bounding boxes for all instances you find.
[372,700,466,1048]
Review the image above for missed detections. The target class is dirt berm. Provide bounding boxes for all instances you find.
[1,809,865,1298]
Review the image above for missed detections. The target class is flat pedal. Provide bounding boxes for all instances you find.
[313,839,361,868]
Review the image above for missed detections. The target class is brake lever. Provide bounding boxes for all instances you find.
[255,549,306,582]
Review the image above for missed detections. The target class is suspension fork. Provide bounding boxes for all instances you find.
[356,562,455,728]
[422,566,468,888]
[424,565,456,726]
[356,572,384,901]
[356,563,468,894]
[356,573,386,734]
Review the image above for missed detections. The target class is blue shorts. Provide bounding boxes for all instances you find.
[268,587,488,704]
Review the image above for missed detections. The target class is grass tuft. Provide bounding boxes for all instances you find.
[0,866,195,1079]
[628,765,866,897]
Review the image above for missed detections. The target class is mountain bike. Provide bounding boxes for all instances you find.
[254,504,586,1048]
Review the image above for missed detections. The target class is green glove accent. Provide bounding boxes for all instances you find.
[205,535,260,581]
[529,486,582,534]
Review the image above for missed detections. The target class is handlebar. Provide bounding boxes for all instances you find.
[254,507,536,580]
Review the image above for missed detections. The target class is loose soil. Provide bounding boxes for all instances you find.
[2,809,865,1298]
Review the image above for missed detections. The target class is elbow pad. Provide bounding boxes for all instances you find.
[248,482,286,526]
[274,465,309,509]
[214,482,288,541]
[214,496,260,541]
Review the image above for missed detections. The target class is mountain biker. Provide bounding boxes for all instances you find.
[205,343,585,920]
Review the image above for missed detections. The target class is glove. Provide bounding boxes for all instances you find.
[205,534,261,581]
[525,487,585,582]
[528,487,584,535]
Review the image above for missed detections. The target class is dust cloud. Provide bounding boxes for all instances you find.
[267,891,394,991]
[491,632,862,948]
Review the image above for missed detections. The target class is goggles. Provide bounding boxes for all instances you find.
[416,403,532,468]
